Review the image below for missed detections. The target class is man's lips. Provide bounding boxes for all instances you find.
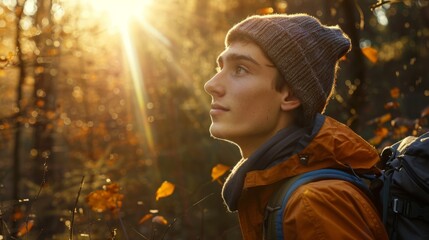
[210,103,229,115]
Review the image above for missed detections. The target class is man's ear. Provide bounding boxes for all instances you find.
[280,87,301,111]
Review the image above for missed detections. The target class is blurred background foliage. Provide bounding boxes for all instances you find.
[0,0,428,239]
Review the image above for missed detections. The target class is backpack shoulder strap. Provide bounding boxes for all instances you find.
[264,169,370,240]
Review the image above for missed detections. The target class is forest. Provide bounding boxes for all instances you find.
[0,0,428,239]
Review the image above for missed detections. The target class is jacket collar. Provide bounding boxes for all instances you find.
[243,115,380,189]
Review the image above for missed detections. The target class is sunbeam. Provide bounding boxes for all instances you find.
[120,26,156,157]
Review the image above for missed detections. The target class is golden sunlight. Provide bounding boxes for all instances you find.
[85,0,153,28]
[72,0,158,156]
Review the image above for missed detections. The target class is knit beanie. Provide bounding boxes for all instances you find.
[225,14,351,120]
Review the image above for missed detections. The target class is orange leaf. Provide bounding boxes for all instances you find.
[86,183,124,213]
[152,215,168,225]
[155,181,175,201]
[138,213,153,224]
[12,209,24,221]
[211,164,230,182]
[369,113,392,125]
[361,47,378,63]
[257,7,274,15]
[375,127,389,138]
[394,125,409,136]
[390,87,401,99]
[384,101,399,109]
[17,220,34,237]
[368,135,383,145]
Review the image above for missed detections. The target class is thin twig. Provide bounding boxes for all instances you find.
[130,227,150,240]
[118,212,129,240]
[160,193,214,240]
[354,0,365,30]
[23,159,48,240]
[370,0,404,10]
[70,176,85,240]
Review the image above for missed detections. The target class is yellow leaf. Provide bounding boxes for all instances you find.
[211,164,230,182]
[361,47,378,63]
[155,181,175,201]
[138,213,153,224]
[152,215,168,225]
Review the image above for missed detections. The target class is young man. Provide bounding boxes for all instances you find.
[204,14,388,239]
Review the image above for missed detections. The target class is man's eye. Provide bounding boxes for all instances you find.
[235,66,247,75]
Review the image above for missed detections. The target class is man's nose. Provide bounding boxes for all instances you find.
[204,73,224,97]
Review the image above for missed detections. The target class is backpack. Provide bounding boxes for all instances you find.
[264,131,429,240]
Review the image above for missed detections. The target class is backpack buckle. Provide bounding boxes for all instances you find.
[393,198,399,213]
[392,197,412,216]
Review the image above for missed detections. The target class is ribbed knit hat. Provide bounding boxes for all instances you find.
[225,14,351,120]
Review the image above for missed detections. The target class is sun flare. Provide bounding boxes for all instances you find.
[74,0,158,156]
[85,0,153,28]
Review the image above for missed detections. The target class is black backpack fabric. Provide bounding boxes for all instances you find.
[378,131,429,240]
[264,131,429,240]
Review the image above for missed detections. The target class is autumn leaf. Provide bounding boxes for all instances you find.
[138,213,153,224]
[211,164,230,182]
[369,135,383,145]
[12,209,24,221]
[384,101,400,109]
[369,127,389,145]
[390,87,401,99]
[16,220,34,237]
[155,181,175,201]
[375,127,389,138]
[152,215,168,225]
[367,113,392,125]
[257,7,274,15]
[361,47,378,63]
[86,183,124,214]
[394,125,409,136]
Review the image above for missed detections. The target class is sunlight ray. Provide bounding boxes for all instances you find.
[120,26,156,157]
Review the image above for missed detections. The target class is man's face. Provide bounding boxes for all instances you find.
[204,41,290,153]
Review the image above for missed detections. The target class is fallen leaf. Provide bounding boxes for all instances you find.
[390,87,400,99]
[86,183,124,213]
[17,220,34,237]
[156,181,175,201]
[211,164,230,182]
[152,215,168,225]
[138,213,153,224]
[361,47,378,63]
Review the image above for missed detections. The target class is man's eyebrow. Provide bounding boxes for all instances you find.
[217,53,261,66]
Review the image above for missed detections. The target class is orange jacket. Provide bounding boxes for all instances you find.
[236,116,388,239]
